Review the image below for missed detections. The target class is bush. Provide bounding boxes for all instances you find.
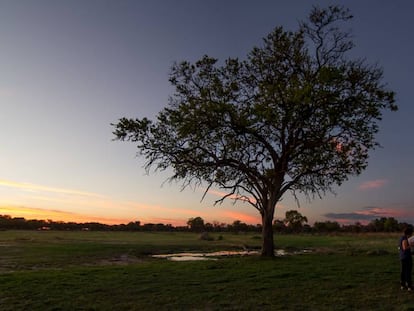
[199,232,214,241]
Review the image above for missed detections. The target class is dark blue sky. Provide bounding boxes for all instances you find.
[0,1,413,225]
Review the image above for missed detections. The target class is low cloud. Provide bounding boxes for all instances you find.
[324,212,374,221]
[358,179,388,190]
[221,210,261,225]
[0,179,105,198]
[324,206,411,224]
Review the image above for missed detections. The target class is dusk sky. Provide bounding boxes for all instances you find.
[1,1,413,226]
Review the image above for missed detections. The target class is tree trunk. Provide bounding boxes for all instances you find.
[261,209,275,257]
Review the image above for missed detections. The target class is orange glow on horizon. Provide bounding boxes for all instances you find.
[0,205,264,227]
[0,205,131,225]
[0,178,268,227]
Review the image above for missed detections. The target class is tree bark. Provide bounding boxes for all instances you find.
[261,209,275,257]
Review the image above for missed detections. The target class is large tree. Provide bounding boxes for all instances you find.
[112,6,396,257]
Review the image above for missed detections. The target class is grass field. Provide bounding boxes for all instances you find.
[0,230,413,310]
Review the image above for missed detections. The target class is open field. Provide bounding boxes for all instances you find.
[0,230,412,310]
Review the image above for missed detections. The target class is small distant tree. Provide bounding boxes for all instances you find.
[230,220,249,233]
[284,210,308,233]
[212,221,227,232]
[187,217,205,232]
[368,217,400,232]
[113,6,396,257]
[384,217,399,232]
[126,221,141,231]
[204,222,214,232]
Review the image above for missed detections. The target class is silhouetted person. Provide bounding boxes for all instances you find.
[399,226,413,290]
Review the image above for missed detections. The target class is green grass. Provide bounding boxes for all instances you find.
[0,231,413,310]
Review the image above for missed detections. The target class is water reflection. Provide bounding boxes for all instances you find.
[152,250,259,261]
[151,249,313,261]
[151,249,312,261]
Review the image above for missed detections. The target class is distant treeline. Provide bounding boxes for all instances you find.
[0,214,410,233]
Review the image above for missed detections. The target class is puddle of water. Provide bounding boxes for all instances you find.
[169,256,217,261]
[152,249,313,261]
[152,250,259,261]
[275,249,286,256]
[152,252,205,259]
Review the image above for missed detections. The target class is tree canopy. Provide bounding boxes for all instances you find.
[113,6,396,256]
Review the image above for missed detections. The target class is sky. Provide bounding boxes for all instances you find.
[0,0,413,227]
